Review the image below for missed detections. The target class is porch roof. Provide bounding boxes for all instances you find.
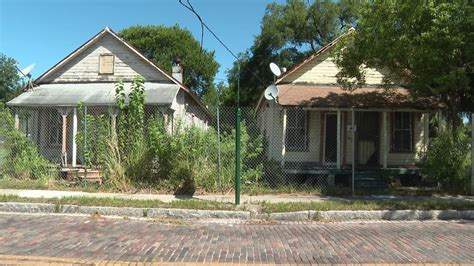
[276,84,444,110]
[7,82,179,107]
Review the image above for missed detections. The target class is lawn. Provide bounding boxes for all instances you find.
[0,194,473,213]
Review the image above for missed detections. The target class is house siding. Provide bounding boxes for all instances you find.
[43,34,168,83]
[282,51,384,85]
[257,105,321,163]
[258,108,427,167]
[172,90,208,129]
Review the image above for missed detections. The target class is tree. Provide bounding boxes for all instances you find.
[223,0,360,105]
[334,1,474,128]
[119,25,219,97]
[0,53,22,103]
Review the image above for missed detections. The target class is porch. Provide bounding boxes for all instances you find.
[278,108,435,171]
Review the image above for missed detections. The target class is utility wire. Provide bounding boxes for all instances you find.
[178,0,239,61]
[178,0,273,94]
[180,0,204,53]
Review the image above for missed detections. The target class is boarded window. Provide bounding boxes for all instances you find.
[391,112,412,152]
[48,111,62,145]
[286,109,309,151]
[99,54,114,74]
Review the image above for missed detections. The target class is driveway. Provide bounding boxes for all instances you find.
[0,213,472,264]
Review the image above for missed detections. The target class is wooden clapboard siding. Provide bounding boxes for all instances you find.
[259,106,321,162]
[172,90,208,129]
[282,50,384,85]
[43,33,168,83]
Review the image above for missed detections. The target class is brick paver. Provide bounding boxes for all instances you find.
[0,213,472,264]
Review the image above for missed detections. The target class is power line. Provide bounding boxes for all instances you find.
[178,0,270,88]
[178,0,239,61]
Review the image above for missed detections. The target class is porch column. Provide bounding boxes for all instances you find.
[351,108,355,195]
[58,108,71,166]
[423,113,430,152]
[471,113,474,195]
[336,110,341,169]
[382,111,388,169]
[14,113,20,130]
[72,108,77,167]
[281,108,287,168]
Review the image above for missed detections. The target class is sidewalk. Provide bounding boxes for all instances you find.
[1,188,473,203]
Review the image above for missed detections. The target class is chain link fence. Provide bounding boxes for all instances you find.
[1,104,473,195]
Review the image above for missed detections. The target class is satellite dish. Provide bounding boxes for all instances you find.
[16,63,36,91]
[18,63,36,78]
[269,62,282,77]
[264,84,279,101]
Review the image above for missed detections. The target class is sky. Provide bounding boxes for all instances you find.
[0,0,285,83]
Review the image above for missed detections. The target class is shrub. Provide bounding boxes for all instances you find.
[421,127,471,194]
[75,103,111,168]
[73,77,265,193]
[0,103,53,180]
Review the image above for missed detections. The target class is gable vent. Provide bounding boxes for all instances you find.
[99,54,115,74]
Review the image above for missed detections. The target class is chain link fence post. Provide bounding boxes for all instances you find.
[471,112,474,195]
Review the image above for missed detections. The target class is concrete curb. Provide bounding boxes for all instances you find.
[0,202,473,221]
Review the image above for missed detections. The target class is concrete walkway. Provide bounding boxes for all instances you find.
[1,188,473,203]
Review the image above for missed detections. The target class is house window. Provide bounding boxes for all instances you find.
[391,112,412,152]
[99,54,114,74]
[48,111,62,145]
[286,109,309,151]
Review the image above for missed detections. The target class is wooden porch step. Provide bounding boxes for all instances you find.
[354,171,387,190]
[61,168,103,184]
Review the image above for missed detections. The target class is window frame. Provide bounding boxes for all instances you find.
[98,53,115,75]
[286,109,309,152]
[390,112,414,153]
[48,111,62,146]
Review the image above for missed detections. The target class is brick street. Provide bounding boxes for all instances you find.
[0,213,473,265]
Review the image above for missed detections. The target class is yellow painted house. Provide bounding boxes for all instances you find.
[256,32,444,180]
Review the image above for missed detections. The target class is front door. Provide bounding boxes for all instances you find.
[324,113,337,164]
[355,112,379,166]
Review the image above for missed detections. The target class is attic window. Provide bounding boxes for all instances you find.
[99,54,114,74]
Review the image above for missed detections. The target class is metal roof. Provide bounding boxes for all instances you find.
[7,82,179,107]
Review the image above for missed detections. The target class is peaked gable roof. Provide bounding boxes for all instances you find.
[33,27,209,114]
[276,28,354,85]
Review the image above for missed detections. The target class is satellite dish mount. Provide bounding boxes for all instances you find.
[16,63,36,91]
[264,84,279,103]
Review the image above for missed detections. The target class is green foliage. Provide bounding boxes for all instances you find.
[421,127,471,194]
[224,0,360,105]
[73,77,265,193]
[119,25,219,96]
[0,53,23,102]
[115,76,151,183]
[0,103,53,179]
[75,103,110,168]
[146,116,264,193]
[334,1,474,126]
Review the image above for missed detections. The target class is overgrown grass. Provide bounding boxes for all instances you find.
[0,176,51,190]
[243,184,357,196]
[0,194,473,213]
[260,199,474,213]
[0,194,236,210]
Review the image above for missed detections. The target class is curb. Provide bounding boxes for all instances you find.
[0,202,473,221]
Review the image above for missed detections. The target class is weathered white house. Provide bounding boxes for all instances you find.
[256,32,444,178]
[8,27,210,167]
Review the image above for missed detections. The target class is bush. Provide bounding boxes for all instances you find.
[73,77,265,193]
[0,103,54,180]
[421,127,471,194]
[147,117,264,193]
